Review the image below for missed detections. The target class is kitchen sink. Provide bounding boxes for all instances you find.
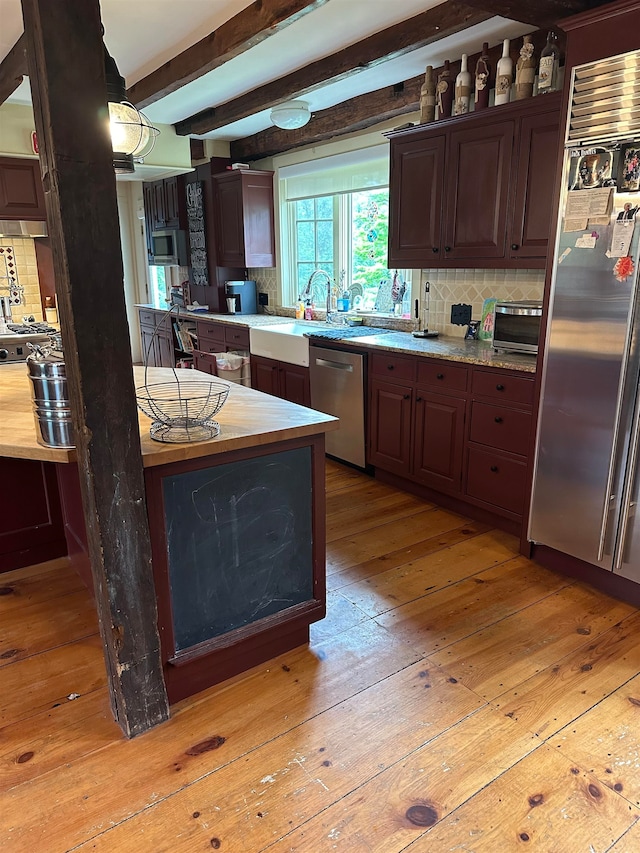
[249,323,312,367]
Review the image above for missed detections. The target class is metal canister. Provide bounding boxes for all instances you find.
[26,343,74,448]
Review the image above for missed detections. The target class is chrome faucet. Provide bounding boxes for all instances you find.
[301,269,333,320]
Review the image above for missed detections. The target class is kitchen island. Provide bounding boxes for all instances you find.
[1,364,338,702]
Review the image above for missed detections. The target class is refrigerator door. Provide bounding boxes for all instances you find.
[529,159,640,569]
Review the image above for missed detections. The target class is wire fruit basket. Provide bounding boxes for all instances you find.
[136,305,231,443]
[136,379,230,443]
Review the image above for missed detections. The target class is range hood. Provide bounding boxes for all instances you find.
[0,220,48,237]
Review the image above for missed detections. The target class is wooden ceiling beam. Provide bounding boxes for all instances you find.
[127,0,331,109]
[457,0,610,28]
[174,1,493,137]
[230,30,555,162]
[0,34,27,106]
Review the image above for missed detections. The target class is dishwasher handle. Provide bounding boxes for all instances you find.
[314,357,354,372]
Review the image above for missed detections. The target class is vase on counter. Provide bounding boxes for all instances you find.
[474,42,491,111]
[453,54,471,115]
[495,39,513,105]
[436,60,454,119]
[420,65,436,123]
[515,35,536,100]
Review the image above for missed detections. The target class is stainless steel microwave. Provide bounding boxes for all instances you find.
[150,228,188,266]
[493,300,542,355]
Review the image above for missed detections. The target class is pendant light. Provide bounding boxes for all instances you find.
[270,100,311,130]
[104,46,159,174]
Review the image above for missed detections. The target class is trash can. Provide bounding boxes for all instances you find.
[213,351,250,386]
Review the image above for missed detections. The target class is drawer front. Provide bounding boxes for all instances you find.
[196,321,225,351]
[466,446,527,515]
[472,368,534,406]
[469,401,531,456]
[192,350,217,375]
[139,308,169,330]
[224,325,250,349]
[417,360,468,393]
[370,352,416,382]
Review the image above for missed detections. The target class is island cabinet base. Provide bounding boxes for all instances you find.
[56,435,327,705]
[0,458,66,573]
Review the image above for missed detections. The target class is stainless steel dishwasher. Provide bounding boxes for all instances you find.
[309,345,365,468]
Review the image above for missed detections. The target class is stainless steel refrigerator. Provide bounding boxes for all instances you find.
[529,48,640,583]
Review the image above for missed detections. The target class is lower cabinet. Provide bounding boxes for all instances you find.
[0,458,66,572]
[369,353,467,495]
[368,352,534,532]
[251,355,311,407]
[138,308,175,368]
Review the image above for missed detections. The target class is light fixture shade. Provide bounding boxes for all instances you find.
[270,100,311,130]
[104,45,159,173]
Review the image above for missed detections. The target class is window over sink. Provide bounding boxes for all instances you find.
[279,146,412,313]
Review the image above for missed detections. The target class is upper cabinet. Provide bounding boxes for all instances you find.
[145,175,186,233]
[387,92,562,269]
[212,169,275,268]
[0,157,46,220]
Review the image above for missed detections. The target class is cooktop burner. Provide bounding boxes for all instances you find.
[7,322,58,335]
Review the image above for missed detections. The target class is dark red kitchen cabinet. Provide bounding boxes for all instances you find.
[443,120,514,261]
[368,378,413,477]
[213,169,275,268]
[388,133,445,266]
[0,458,66,572]
[0,157,46,220]
[466,446,528,515]
[413,389,466,493]
[251,355,281,398]
[509,97,562,260]
[279,363,311,407]
[250,355,310,405]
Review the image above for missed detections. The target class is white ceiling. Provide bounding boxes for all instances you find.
[1,0,533,142]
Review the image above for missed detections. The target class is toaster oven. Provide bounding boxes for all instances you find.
[493,300,542,355]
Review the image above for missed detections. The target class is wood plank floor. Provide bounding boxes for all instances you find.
[2,460,640,851]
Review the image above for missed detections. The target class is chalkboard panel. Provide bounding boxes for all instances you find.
[162,447,314,651]
[186,180,208,287]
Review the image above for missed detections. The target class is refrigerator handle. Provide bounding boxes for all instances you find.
[613,388,640,571]
[597,368,633,562]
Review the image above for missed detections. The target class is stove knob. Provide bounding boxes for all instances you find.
[0,349,8,360]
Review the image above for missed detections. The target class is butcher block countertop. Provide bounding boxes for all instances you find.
[0,364,337,466]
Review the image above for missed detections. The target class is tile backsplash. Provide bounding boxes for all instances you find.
[421,268,544,338]
[0,237,43,321]
[248,267,278,311]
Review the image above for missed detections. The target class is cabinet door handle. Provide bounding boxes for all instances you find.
[490,465,499,473]
[387,364,394,370]
[496,383,505,391]
[416,396,423,403]
[403,394,411,400]
[437,373,444,380]
[432,247,439,253]
[494,416,503,423]
[511,243,519,251]
[444,246,451,252]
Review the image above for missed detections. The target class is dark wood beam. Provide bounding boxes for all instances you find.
[20,0,169,738]
[0,34,27,106]
[175,1,493,136]
[458,0,611,28]
[128,0,331,109]
[230,30,556,162]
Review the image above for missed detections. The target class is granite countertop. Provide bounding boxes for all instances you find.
[0,364,337,466]
[135,306,537,373]
[324,331,538,373]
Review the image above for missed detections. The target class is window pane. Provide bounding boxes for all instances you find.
[350,189,393,311]
[296,221,315,262]
[296,199,314,220]
[316,220,334,262]
[315,196,333,219]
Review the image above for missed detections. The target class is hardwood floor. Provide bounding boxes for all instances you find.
[2,459,640,851]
